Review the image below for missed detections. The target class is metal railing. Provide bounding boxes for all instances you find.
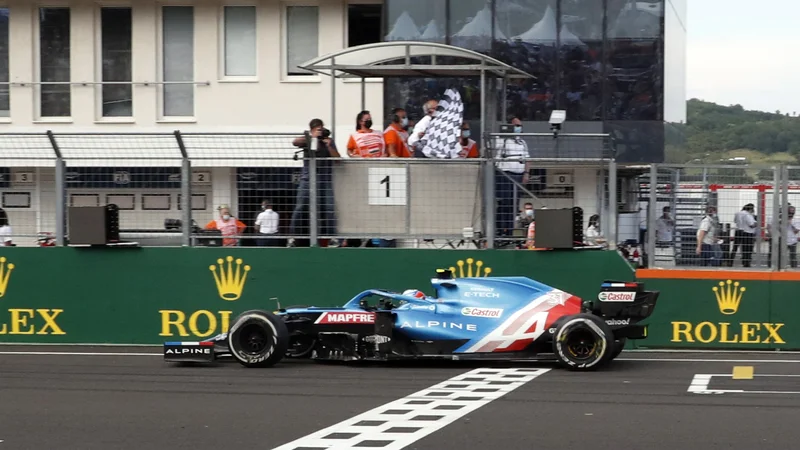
[0,130,619,251]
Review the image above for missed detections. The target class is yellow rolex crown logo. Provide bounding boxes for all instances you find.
[450,258,492,278]
[0,256,14,298]
[712,279,745,315]
[209,256,251,301]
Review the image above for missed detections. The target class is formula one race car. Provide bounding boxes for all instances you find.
[163,270,659,371]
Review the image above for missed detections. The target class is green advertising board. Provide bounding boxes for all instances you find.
[634,269,799,350]
[0,248,633,345]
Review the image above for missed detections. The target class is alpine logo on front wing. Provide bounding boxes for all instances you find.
[315,312,376,324]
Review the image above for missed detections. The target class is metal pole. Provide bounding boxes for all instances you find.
[308,131,318,247]
[361,77,365,111]
[175,131,191,247]
[780,164,789,269]
[647,164,658,268]
[771,166,781,270]
[405,161,411,238]
[330,59,336,142]
[607,159,617,249]
[47,130,65,246]
[480,68,494,248]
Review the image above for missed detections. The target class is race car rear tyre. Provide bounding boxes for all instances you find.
[227,310,289,368]
[552,313,613,371]
[609,338,627,360]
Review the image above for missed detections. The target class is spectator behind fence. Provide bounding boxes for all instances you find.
[407,99,438,156]
[696,205,722,266]
[767,205,799,268]
[0,208,12,246]
[347,110,385,158]
[383,107,411,158]
[732,203,756,267]
[289,118,340,248]
[457,122,479,158]
[255,199,279,247]
[655,206,674,246]
[515,202,535,230]
[492,116,530,236]
[205,204,246,247]
[585,214,607,246]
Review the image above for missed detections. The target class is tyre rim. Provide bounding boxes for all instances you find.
[239,323,269,354]
[565,328,598,360]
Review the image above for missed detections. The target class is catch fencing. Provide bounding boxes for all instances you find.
[0,131,618,251]
[639,163,800,271]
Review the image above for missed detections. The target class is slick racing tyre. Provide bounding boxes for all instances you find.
[552,313,613,371]
[227,310,289,368]
[609,338,627,360]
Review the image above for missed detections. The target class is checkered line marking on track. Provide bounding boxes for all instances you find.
[270,367,550,450]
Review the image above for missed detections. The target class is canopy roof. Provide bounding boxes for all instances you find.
[298,41,535,79]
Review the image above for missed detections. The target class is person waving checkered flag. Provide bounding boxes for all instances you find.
[418,88,464,159]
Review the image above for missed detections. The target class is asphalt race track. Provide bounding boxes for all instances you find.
[1,346,800,450]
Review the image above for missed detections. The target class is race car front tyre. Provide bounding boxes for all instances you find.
[227,310,289,368]
[552,313,613,371]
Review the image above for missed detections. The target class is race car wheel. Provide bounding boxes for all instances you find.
[552,313,613,371]
[227,310,289,368]
[609,338,627,360]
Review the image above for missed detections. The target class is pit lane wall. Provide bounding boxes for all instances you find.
[632,269,800,351]
[0,248,633,345]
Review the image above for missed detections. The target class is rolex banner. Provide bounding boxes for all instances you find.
[0,248,634,345]
[634,273,793,349]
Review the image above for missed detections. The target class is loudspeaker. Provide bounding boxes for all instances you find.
[533,208,581,249]
[68,205,120,245]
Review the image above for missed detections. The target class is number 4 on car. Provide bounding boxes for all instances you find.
[163,270,660,371]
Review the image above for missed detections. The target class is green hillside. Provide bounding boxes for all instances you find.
[666,99,800,165]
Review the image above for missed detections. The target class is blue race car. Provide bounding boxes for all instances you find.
[163,269,659,371]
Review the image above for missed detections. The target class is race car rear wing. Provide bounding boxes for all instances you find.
[587,280,659,326]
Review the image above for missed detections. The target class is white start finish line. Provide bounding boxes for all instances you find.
[688,373,800,395]
[270,367,550,450]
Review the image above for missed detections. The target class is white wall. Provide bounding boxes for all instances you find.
[1,0,384,150]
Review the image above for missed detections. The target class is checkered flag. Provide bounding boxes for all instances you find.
[419,88,464,159]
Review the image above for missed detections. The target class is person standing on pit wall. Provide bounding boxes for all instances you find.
[205,205,247,247]
[407,99,438,157]
[254,199,279,247]
[383,107,411,158]
[347,110,385,158]
[0,208,13,246]
[288,118,340,248]
[655,206,674,247]
[731,203,756,267]
[696,205,722,266]
[492,115,530,237]
[767,205,799,268]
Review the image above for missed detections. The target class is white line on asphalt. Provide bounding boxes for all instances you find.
[269,367,551,450]
[688,373,800,395]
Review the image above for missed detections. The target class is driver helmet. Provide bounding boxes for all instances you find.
[402,289,426,299]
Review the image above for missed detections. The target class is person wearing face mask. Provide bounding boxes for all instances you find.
[457,122,479,158]
[347,110,386,158]
[515,202,535,230]
[205,204,247,247]
[383,107,411,158]
[407,99,439,155]
[492,115,530,237]
[696,205,721,266]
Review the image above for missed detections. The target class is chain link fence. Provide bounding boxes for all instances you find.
[2,130,797,272]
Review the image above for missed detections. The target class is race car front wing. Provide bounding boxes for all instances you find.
[163,341,216,363]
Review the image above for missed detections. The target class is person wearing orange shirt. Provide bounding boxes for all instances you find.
[383,107,411,158]
[457,122,480,158]
[205,205,247,247]
[347,110,386,158]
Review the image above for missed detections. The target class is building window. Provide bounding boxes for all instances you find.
[39,7,71,118]
[285,5,318,76]
[223,6,257,77]
[162,6,194,117]
[0,8,8,118]
[347,4,382,47]
[100,7,133,117]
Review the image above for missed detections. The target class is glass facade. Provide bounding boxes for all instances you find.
[383,0,677,163]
